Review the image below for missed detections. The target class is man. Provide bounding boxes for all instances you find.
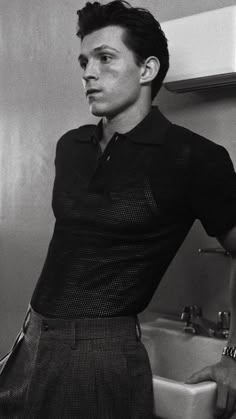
[0,1,236,418]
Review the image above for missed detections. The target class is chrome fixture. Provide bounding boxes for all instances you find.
[181,305,230,339]
[198,247,230,256]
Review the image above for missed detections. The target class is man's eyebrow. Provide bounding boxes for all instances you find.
[78,44,120,61]
[94,45,120,53]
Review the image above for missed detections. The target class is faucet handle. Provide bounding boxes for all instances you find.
[181,306,191,323]
[180,305,202,323]
[217,311,231,330]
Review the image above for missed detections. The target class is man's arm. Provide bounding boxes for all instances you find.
[186,225,236,419]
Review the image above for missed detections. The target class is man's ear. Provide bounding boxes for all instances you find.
[140,56,160,84]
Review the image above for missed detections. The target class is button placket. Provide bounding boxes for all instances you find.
[89,133,119,188]
[105,134,119,161]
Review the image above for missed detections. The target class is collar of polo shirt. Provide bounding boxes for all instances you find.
[75,106,172,146]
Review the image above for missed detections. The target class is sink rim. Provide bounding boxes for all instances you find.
[140,316,225,382]
[140,316,220,419]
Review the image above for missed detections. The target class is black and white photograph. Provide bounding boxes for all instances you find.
[0,1,236,418]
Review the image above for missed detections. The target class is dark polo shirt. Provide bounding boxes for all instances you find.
[31,106,236,318]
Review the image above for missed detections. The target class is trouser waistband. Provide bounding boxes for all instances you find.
[23,305,142,341]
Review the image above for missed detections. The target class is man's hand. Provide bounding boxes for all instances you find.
[185,227,236,417]
[185,356,236,418]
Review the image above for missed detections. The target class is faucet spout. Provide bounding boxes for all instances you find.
[188,316,219,338]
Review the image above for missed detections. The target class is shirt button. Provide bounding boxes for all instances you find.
[115,135,119,142]
[43,322,49,331]
[106,155,110,161]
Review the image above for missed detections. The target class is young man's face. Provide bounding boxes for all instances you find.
[79,25,143,118]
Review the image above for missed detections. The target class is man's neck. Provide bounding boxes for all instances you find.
[101,103,152,145]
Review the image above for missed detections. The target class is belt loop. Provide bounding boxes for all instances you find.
[135,315,142,341]
[71,321,77,350]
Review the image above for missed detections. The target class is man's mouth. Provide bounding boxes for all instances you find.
[86,89,101,96]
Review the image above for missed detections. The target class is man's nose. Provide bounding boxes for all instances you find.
[82,60,99,81]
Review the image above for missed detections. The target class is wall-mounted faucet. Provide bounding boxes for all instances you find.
[180,248,231,338]
[181,305,230,339]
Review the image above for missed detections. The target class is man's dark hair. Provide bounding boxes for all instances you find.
[76,0,169,100]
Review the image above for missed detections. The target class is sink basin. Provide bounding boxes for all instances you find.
[140,317,226,419]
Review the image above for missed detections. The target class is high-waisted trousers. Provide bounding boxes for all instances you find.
[0,305,155,418]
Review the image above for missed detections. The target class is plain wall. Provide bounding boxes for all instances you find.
[0,0,236,356]
[0,0,90,355]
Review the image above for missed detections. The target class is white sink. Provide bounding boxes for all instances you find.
[140,317,226,419]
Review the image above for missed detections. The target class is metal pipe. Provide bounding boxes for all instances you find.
[198,247,230,256]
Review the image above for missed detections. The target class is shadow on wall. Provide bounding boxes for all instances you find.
[159,85,236,116]
[146,217,231,323]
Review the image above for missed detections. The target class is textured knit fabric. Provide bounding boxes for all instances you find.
[31,106,236,319]
[0,306,155,419]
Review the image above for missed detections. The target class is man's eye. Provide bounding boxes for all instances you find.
[100,55,112,63]
[79,61,87,70]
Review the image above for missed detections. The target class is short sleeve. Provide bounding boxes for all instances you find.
[190,139,236,237]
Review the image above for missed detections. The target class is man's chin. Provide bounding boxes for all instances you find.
[89,104,107,117]
[89,103,117,118]
[90,109,104,117]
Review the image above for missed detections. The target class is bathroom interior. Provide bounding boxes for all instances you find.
[0,0,236,418]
